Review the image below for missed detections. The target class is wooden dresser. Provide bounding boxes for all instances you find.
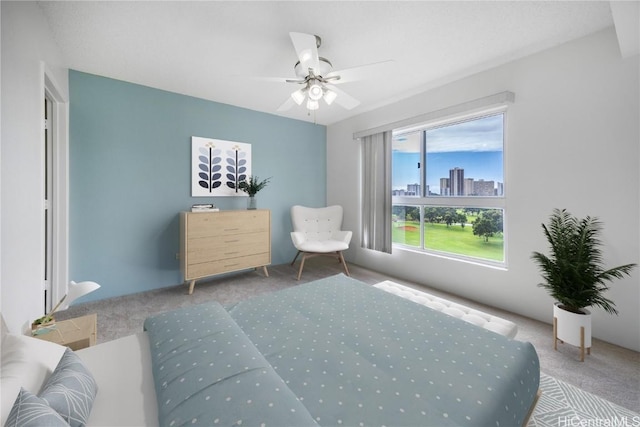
[180,210,271,294]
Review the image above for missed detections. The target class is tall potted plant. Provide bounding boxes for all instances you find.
[239,175,271,210]
[531,208,636,361]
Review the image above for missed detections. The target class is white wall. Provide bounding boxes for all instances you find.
[328,28,640,351]
[1,2,69,333]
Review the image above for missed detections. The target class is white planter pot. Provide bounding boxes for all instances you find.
[553,302,591,361]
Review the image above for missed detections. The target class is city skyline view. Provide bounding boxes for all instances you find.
[392,151,504,194]
[392,114,504,194]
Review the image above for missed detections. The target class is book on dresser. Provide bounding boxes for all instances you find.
[179,209,271,294]
[191,203,219,212]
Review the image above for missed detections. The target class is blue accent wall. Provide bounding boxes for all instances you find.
[69,70,326,302]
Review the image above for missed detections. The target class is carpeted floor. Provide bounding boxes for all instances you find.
[57,258,640,415]
[529,373,639,427]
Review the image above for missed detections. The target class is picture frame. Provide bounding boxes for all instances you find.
[191,136,252,197]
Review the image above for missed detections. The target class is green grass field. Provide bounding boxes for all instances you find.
[392,221,504,261]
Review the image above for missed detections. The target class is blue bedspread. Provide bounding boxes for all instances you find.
[146,274,540,427]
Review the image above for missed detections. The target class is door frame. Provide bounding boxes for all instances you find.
[42,62,69,312]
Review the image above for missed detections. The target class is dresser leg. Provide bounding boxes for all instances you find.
[188,280,196,295]
[262,266,269,277]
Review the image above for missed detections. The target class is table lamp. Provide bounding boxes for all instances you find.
[32,280,100,329]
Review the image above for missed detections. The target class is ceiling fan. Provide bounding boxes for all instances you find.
[266,32,392,113]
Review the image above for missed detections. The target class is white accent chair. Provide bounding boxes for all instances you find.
[290,205,352,280]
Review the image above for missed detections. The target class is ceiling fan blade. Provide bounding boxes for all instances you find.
[240,75,307,85]
[326,60,394,84]
[277,97,295,112]
[326,84,360,110]
[285,78,307,84]
[245,76,291,83]
[290,32,320,73]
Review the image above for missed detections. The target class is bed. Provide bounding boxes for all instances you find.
[1,274,540,426]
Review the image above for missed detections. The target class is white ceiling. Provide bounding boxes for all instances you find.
[38,1,617,125]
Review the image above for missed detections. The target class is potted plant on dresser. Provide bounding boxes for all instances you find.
[239,175,271,210]
[531,208,636,361]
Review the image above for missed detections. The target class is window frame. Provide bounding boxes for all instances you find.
[391,106,508,267]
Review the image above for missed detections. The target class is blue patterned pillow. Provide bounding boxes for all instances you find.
[5,388,69,427]
[39,348,97,427]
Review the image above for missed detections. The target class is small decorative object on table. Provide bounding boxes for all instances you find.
[531,208,636,361]
[31,315,55,332]
[239,175,271,210]
[31,280,100,333]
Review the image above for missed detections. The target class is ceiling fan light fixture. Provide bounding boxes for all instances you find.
[323,88,337,105]
[274,32,368,114]
[308,83,323,101]
[291,88,306,105]
[306,99,319,111]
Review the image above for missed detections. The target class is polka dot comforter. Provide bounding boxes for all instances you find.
[145,274,540,427]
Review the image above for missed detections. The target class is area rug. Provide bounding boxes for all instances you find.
[530,373,639,427]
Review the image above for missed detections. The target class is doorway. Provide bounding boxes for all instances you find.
[44,95,53,312]
[43,67,69,315]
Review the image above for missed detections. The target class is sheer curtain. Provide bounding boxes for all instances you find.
[361,131,392,253]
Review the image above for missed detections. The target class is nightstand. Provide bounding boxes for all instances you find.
[32,313,97,350]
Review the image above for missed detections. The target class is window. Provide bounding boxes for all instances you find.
[391,111,506,265]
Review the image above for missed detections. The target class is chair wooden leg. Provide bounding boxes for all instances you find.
[338,251,350,276]
[297,254,307,280]
[290,251,302,266]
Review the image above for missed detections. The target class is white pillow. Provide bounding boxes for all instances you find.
[0,333,66,425]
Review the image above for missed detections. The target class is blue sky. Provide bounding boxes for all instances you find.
[392,114,504,193]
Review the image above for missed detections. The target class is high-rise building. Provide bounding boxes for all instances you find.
[449,167,464,196]
[474,179,495,196]
[464,178,474,196]
[440,178,450,196]
[437,171,502,197]
[406,183,420,196]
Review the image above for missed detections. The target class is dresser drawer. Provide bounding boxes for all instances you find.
[186,252,270,279]
[187,232,269,264]
[187,210,269,239]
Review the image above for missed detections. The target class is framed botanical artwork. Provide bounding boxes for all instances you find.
[191,137,251,197]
